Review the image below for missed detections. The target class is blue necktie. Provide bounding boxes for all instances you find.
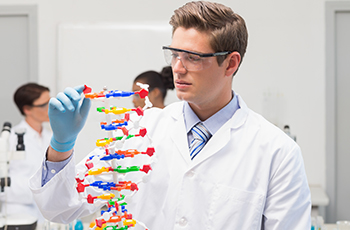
[189,122,212,160]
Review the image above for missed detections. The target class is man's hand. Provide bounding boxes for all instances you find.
[49,85,91,153]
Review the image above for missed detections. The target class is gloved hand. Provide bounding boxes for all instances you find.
[49,85,91,152]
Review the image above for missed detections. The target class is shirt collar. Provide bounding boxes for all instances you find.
[18,119,44,138]
[184,91,240,135]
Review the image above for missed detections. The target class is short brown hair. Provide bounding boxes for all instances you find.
[169,1,248,72]
[14,83,50,115]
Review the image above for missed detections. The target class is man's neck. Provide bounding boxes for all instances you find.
[189,91,233,121]
[25,117,42,134]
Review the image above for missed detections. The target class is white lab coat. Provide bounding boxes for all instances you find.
[1,120,51,223]
[30,95,311,229]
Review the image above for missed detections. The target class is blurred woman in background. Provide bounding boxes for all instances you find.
[132,66,174,109]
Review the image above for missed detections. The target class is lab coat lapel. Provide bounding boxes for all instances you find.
[169,103,192,166]
[168,96,249,168]
[190,95,249,167]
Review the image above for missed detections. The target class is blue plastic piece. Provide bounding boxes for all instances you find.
[110,153,125,160]
[101,155,114,161]
[101,121,128,131]
[102,124,117,131]
[90,181,116,191]
[105,90,135,98]
[100,152,125,161]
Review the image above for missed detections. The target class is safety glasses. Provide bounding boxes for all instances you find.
[31,100,49,108]
[162,46,232,71]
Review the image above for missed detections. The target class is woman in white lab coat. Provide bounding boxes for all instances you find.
[132,66,174,109]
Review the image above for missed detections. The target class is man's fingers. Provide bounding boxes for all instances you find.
[64,87,83,102]
[80,97,91,118]
[56,91,75,112]
[49,97,66,112]
[73,85,86,95]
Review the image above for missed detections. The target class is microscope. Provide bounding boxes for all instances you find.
[0,122,11,193]
[0,122,37,230]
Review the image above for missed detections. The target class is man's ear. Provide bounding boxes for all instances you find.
[225,52,241,77]
[22,105,31,116]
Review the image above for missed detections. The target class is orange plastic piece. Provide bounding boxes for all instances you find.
[107,215,122,223]
[112,119,127,124]
[110,181,138,192]
[85,91,106,99]
[89,221,95,228]
[115,149,140,158]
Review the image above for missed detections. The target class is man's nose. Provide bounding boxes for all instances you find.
[172,56,187,73]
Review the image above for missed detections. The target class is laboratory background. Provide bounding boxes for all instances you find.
[0,0,349,227]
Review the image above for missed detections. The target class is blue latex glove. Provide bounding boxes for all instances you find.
[49,85,91,152]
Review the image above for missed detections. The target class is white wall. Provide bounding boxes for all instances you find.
[0,0,334,190]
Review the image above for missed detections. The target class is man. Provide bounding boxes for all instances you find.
[30,1,311,229]
[1,83,51,223]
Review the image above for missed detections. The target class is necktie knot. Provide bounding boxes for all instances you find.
[189,122,211,160]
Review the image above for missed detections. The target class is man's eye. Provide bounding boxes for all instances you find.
[188,54,201,62]
[171,52,179,59]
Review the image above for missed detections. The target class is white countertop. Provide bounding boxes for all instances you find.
[310,184,330,206]
[323,224,337,230]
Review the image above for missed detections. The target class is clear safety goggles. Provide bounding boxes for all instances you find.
[162,46,232,71]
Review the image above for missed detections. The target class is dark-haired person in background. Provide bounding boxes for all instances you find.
[132,66,174,109]
[0,83,52,223]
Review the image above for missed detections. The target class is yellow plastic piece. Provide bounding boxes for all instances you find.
[95,223,106,230]
[96,138,113,147]
[97,193,115,200]
[105,107,131,115]
[88,166,110,175]
[123,219,136,227]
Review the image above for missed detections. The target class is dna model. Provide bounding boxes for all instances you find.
[76,84,155,230]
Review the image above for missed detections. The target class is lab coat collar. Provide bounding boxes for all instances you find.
[191,94,249,166]
[169,102,192,165]
[169,94,249,168]
[17,119,39,138]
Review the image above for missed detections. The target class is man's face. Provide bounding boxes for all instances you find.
[26,91,50,123]
[170,27,232,111]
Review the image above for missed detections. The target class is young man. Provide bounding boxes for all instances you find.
[30,2,311,229]
[1,83,52,223]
